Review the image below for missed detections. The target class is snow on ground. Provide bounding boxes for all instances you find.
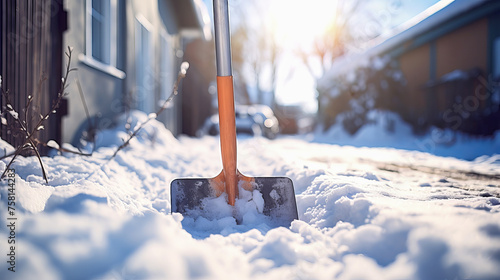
[314,110,500,160]
[0,110,499,280]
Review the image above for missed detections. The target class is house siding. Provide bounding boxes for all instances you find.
[62,0,185,145]
[398,43,430,120]
[125,0,182,136]
[63,0,126,145]
[1,0,208,148]
[181,38,215,136]
[435,18,488,78]
[395,14,497,134]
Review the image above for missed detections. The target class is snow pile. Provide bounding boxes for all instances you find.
[440,69,470,82]
[315,110,500,160]
[1,110,500,279]
[181,186,276,238]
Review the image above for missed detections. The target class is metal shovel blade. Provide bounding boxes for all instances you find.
[171,176,298,227]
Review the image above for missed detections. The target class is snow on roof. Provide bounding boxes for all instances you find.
[318,0,489,90]
[369,0,488,56]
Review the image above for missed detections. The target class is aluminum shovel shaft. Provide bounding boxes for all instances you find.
[213,0,238,205]
[213,0,232,76]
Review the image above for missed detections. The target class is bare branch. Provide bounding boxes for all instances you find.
[29,138,48,183]
[1,46,76,183]
[42,141,92,157]
[75,77,96,154]
[106,62,189,162]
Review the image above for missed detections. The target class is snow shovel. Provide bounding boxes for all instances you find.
[171,0,298,227]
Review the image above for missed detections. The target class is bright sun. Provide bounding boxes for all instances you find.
[265,0,339,110]
[237,0,339,110]
[268,0,339,50]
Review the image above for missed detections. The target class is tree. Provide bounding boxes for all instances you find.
[230,1,282,107]
[230,24,251,105]
[298,0,363,79]
[296,0,392,128]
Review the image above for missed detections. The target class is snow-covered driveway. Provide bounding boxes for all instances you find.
[1,112,499,280]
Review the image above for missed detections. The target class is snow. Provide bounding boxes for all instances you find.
[440,69,469,82]
[8,110,18,120]
[1,110,499,279]
[362,0,487,60]
[46,140,60,150]
[180,185,275,237]
[180,61,190,75]
[314,110,500,161]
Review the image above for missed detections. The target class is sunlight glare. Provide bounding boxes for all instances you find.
[266,0,338,111]
[269,0,339,50]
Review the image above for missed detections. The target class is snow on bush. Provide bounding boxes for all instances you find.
[317,56,405,134]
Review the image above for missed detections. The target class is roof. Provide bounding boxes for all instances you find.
[368,0,489,56]
[172,0,212,40]
[319,0,496,89]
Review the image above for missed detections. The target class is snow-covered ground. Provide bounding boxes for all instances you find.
[313,110,500,161]
[1,111,499,280]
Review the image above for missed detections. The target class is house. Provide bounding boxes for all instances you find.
[1,0,211,151]
[63,0,211,145]
[319,0,500,135]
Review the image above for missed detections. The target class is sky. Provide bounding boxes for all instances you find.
[204,0,444,112]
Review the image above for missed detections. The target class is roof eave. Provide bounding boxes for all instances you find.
[171,0,212,41]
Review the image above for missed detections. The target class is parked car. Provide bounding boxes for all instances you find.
[197,105,280,139]
[243,105,280,139]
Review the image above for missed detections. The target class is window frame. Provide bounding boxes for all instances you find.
[160,30,174,101]
[135,14,155,113]
[80,0,125,79]
[159,29,177,132]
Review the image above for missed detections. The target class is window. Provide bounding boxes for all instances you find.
[160,33,174,102]
[89,0,110,63]
[135,16,154,113]
[83,0,124,78]
[160,31,176,131]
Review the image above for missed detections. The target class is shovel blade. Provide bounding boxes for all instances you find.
[171,177,298,227]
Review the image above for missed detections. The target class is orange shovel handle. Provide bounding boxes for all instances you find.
[213,0,242,206]
[217,76,238,205]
